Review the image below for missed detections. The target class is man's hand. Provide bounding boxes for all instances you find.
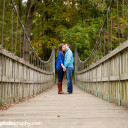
[63,68,66,72]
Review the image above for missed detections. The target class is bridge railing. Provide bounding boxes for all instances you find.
[75,0,128,108]
[0,0,55,107]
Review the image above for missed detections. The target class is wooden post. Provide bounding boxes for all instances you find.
[74,47,77,83]
[118,53,121,106]
[52,46,56,83]
[1,54,3,106]
[108,59,110,103]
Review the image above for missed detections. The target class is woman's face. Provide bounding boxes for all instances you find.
[62,45,66,51]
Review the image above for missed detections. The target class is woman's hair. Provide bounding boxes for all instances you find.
[58,43,64,52]
[58,43,64,56]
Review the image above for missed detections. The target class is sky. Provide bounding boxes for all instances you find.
[23,0,27,3]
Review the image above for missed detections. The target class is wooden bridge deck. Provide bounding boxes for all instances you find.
[0,81,128,128]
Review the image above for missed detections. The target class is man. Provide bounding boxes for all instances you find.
[63,44,74,94]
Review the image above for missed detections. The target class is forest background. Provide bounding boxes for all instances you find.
[0,0,128,61]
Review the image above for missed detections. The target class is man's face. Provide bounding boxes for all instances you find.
[62,45,66,51]
[65,44,69,50]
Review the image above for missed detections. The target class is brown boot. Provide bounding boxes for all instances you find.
[57,82,63,94]
[60,82,64,94]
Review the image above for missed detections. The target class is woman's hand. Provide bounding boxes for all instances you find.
[63,68,66,72]
[61,63,66,72]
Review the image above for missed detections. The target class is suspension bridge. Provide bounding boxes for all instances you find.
[0,0,128,128]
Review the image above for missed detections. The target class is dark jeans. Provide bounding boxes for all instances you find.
[66,67,74,93]
[57,68,64,82]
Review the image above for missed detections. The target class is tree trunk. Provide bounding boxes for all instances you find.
[24,0,42,61]
[18,0,22,18]
[24,0,36,61]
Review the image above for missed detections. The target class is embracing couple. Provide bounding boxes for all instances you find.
[56,43,74,94]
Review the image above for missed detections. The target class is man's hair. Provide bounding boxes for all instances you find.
[66,43,71,48]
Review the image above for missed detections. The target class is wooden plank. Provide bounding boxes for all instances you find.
[0,49,54,106]
[0,47,53,75]
[0,82,128,128]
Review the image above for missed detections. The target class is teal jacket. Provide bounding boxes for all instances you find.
[64,49,74,68]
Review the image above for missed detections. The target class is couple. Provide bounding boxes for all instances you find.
[56,43,74,94]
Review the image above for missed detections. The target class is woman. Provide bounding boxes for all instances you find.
[56,43,65,94]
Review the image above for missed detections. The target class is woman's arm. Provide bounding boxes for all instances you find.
[57,52,63,67]
[61,63,65,69]
[61,63,66,71]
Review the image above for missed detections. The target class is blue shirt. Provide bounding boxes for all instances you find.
[64,49,74,68]
[56,51,64,69]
